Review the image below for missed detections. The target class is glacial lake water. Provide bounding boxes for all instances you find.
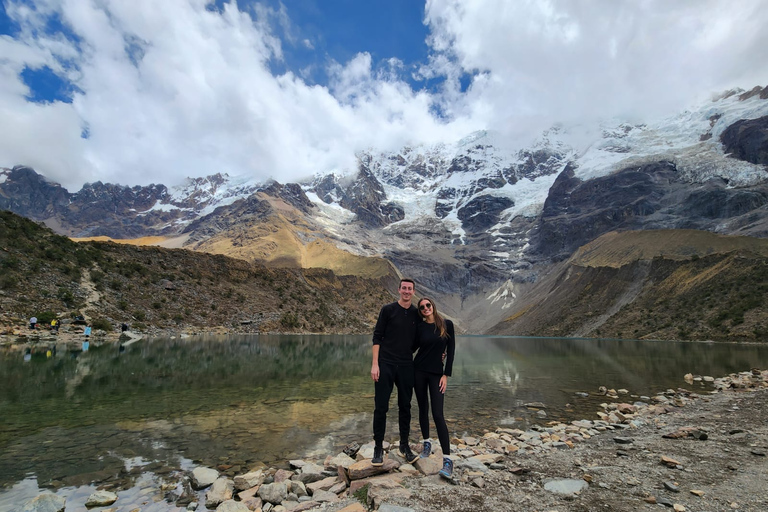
[2,334,768,509]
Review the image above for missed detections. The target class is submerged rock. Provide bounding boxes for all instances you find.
[14,494,66,512]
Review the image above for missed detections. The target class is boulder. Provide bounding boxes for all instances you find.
[413,456,442,476]
[205,477,234,508]
[191,467,219,489]
[257,481,288,504]
[234,470,264,491]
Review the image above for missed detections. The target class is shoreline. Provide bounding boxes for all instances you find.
[6,369,768,512]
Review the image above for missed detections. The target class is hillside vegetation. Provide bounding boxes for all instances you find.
[0,211,398,334]
[491,230,768,341]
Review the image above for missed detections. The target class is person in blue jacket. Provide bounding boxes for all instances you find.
[414,297,456,479]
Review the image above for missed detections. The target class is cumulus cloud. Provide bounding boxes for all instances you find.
[0,0,767,190]
[425,0,768,129]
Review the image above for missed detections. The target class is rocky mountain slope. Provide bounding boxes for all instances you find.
[489,230,768,341]
[2,86,768,337]
[0,211,399,335]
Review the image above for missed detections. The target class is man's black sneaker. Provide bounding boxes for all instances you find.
[399,444,419,464]
[420,440,431,458]
[371,445,384,466]
[439,456,453,479]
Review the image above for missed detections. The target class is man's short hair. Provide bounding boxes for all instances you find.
[399,278,415,288]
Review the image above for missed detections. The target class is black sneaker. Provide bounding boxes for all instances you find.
[399,444,419,464]
[420,440,431,458]
[439,457,453,479]
[371,445,384,466]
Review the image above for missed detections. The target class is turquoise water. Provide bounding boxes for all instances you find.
[2,334,768,503]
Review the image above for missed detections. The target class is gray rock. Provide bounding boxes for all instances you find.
[543,478,589,495]
[192,467,220,489]
[215,500,250,512]
[14,494,66,512]
[613,437,634,444]
[258,481,289,504]
[455,457,488,474]
[187,503,198,511]
[206,477,234,508]
[663,481,680,492]
[310,490,338,502]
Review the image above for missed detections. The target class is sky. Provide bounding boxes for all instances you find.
[1,0,767,191]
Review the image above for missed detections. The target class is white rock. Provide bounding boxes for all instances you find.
[192,467,220,489]
[84,490,118,507]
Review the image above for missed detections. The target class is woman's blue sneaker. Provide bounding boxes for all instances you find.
[420,440,431,458]
[439,457,453,478]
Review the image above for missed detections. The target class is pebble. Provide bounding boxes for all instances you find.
[663,481,679,492]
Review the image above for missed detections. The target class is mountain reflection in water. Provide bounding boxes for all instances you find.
[2,334,768,492]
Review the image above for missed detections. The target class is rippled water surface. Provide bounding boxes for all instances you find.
[2,334,768,507]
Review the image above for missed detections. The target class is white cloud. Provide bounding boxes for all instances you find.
[424,0,768,129]
[0,0,767,191]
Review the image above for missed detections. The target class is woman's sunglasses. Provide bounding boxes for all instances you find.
[419,303,433,311]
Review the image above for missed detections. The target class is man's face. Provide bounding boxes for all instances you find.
[399,281,414,302]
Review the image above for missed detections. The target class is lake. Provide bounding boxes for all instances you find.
[2,334,768,508]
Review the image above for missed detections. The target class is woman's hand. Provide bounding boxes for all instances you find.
[371,363,380,382]
[439,375,448,393]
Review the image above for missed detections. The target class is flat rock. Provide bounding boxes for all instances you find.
[15,494,66,512]
[84,490,118,507]
[543,478,589,495]
[309,490,338,503]
[471,453,503,465]
[377,504,416,512]
[455,457,488,474]
[325,453,356,470]
[347,458,400,480]
[336,504,366,512]
[306,476,338,494]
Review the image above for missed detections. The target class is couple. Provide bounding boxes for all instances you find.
[370,278,456,478]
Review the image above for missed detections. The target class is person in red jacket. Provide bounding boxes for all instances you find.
[414,297,456,479]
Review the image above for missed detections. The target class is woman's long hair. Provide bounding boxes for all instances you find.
[418,297,448,338]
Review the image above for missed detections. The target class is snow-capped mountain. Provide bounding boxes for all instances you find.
[2,86,767,331]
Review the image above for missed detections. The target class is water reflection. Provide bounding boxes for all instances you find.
[2,335,768,495]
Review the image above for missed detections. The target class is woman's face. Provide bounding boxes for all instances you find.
[418,300,433,318]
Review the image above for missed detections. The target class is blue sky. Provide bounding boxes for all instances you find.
[1,0,767,190]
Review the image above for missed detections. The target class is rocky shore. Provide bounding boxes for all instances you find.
[11,369,768,512]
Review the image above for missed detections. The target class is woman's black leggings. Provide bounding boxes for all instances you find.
[414,370,450,455]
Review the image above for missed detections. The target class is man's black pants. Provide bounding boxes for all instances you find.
[373,360,414,446]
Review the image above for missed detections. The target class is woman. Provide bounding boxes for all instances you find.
[413,297,455,479]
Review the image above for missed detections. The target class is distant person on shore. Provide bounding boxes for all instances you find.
[121,322,129,333]
[370,278,421,466]
[414,297,456,479]
[29,316,37,330]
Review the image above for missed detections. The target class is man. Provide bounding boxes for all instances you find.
[371,278,420,466]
